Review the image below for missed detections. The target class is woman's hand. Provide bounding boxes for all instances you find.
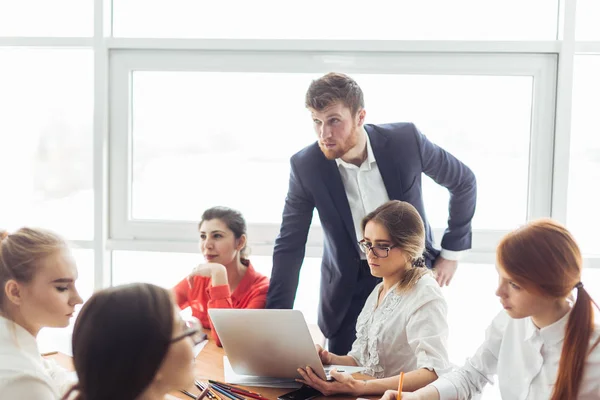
[315,344,333,365]
[187,263,227,287]
[296,366,361,396]
[379,390,420,400]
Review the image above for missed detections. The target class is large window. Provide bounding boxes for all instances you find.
[129,71,536,231]
[0,49,94,240]
[568,55,600,256]
[110,51,556,260]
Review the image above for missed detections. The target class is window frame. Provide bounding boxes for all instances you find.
[108,50,557,264]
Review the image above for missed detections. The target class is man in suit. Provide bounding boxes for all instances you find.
[266,72,477,354]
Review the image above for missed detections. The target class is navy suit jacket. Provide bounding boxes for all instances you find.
[266,122,477,338]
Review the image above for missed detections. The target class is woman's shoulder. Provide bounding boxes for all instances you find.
[0,375,59,399]
[246,261,270,285]
[0,321,45,375]
[0,352,37,375]
[410,273,444,299]
[240,261,270,295]
[415,273,439,288]
[0,353,58,394]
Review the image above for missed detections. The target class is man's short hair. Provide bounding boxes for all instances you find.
[305,72,364,116]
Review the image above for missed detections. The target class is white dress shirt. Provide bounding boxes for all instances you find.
[335,132,462,261]
[0,315,73,399]
[431,310,600,400]
[347,274,451,378]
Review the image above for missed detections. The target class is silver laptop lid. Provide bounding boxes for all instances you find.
[208,309,327,380]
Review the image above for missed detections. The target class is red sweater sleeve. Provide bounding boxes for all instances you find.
[173,278,191,309]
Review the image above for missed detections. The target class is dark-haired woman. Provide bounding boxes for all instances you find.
[297,201,451,396]
[173,207,269,347]
[381,218,600,400]
[63,283,203,400]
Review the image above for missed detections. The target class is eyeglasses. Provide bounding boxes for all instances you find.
[358,240,396,258]
[171,317,206,346]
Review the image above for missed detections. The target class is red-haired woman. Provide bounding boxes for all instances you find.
[380,218,600,400]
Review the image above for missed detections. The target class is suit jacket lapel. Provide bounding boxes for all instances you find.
[320,157,359,247]
[365,125,404,200]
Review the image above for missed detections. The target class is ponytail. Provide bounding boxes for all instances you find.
[395,254,431,294]
[551,285,600,400]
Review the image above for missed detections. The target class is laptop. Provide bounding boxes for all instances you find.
[208,309,364,380]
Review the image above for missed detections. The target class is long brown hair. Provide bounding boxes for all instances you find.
[63,283,175,400]
[361,200,430,293]
[497,218,600,400]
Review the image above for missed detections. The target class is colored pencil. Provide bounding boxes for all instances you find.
[209,383,243,400]
[195,380,221,400]
[209,380,269,400]
[179,389,197,399]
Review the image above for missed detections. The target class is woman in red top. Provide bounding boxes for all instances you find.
[173,206,269,347]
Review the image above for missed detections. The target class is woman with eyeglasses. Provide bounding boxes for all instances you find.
[63,283,204,400]
[297,200,450,397]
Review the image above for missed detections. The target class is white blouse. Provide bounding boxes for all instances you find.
[0,315,73,399]
[431,310,600,400]
[347,274,451,378]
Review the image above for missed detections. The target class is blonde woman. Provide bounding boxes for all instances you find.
[297,200,450,396]
[0,228,82,399]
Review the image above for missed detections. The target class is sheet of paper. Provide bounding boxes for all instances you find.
[223,356,302,388]
[194,340,208,358]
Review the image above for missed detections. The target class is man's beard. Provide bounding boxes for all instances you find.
[318,126,359,160]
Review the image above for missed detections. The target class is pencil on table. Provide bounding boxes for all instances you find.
[210,383,243,400]
[209,380,263,397]
[195,380,221,400]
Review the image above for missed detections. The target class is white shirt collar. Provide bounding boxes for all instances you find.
[0,314,40,357]
[335,128,375,170]
[377,281,401,302]
[524,309,570,346]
